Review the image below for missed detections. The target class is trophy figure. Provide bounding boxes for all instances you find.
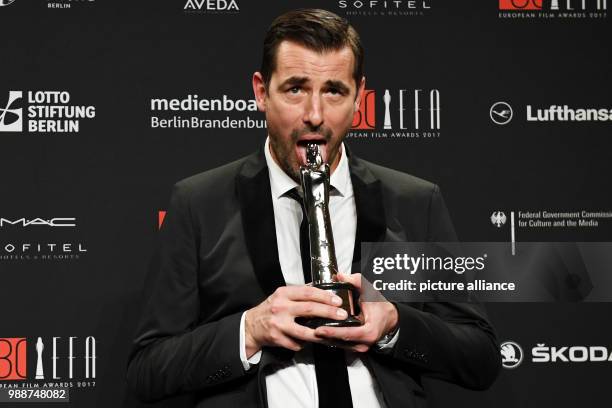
[35,337,44,379]
[299,143,361,328]
[383,89,392,129]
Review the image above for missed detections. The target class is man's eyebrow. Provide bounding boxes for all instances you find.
[277,76,309,90]
[325,80,350,93]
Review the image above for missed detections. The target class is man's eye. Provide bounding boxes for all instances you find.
[328,88,342,96]
[289,87,301,94]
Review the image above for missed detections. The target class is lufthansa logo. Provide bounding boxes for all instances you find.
[490,101,513,125]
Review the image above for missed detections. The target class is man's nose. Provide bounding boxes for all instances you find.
[303,94,323,127]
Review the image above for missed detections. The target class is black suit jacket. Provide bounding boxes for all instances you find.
[127,148,500,407]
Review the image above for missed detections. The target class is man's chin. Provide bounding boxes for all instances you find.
[278,159,302,183]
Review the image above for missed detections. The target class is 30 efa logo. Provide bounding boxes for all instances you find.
[499,0,542,10]
[0,339,26,380]
[352,90,375,129]
[499,0,607,18]
[350,88,441,137]
[0,337,96,381]
[499,0,607,10]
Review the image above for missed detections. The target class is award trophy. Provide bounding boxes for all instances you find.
[299,143,361,328]
[35,337,44,379]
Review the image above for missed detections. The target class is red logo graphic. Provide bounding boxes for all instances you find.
[351,89,375,130]
[0,338,27,380]
[158,210,166,229]
[499,0,542,10]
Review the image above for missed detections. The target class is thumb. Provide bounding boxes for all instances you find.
[337,272,361,290]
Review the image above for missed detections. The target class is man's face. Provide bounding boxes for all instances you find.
[253,41,365,181]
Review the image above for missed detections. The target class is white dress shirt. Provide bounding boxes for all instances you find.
[238,137,397,408]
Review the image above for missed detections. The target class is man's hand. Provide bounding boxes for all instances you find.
[314,273,399,353]
[244,286,348,358]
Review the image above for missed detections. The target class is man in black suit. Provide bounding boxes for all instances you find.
[127,8,500,408]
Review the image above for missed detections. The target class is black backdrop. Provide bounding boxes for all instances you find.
[0,0,611,407]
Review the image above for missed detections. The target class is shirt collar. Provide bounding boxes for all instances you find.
[264,136,350,199]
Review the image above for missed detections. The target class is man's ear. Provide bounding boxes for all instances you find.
[252,72,267,112]
[354,76,366,113]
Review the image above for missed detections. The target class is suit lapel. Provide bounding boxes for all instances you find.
[348,149,387,269]
[236,150,286,297]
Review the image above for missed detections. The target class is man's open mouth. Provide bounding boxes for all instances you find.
[296,138,327,165]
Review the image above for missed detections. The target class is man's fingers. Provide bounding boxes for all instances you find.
[336,272,362,290]
[291,301,348,321]
[269,330,304,351]
[279,337,304,352]
[285,322,323,343]
[282,285,343,306]
[314,325,373,344]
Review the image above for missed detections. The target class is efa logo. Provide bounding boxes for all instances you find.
[351,89,376,130]
[0,338,27,380]
[499,0,542,10]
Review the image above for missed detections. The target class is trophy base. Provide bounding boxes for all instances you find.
[297,281,362,328]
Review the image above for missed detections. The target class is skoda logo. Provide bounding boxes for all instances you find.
[501,341,523,369]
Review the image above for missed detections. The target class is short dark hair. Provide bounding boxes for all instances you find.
[260,9,364,91]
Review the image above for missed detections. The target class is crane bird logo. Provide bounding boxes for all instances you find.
[490,101,513,125]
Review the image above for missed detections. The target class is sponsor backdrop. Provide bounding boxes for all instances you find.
[0,0,610,407]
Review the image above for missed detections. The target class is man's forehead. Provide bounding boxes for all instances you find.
[273,41,354,84]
